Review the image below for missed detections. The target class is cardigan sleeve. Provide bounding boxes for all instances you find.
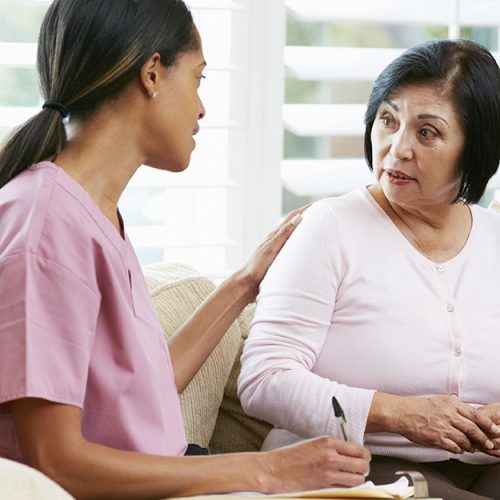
[237,201,375,445]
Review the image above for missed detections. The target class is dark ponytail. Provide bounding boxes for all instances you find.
[0,109,67,189]
[0,0,199,189]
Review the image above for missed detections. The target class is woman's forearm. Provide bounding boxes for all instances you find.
[167,270,253,393]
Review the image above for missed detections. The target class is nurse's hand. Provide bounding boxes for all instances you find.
[168,205,310,393]
[13,399,370,497]
[259,436,371,492]
[237,205,310,302]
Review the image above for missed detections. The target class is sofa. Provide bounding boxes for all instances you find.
[0,261,270,499]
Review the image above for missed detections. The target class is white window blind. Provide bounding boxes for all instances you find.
[281,0,500,213]
[8,1,498,273]
[0,0,286,277]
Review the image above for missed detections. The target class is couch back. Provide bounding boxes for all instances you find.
[143,262,271,453]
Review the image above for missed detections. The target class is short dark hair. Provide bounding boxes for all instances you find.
[364,39,500,204]
[0,0,199,188]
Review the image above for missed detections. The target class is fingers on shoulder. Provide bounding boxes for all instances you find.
[282,205,311,224]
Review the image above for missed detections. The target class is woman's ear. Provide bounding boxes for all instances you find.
[139,52,161,98]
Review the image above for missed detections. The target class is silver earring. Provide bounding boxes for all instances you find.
[152,91,158,98]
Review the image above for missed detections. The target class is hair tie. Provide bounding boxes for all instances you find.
[42,100,70,119]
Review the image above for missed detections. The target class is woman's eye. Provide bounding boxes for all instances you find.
[380,115,393,127]
[419,127,438,138]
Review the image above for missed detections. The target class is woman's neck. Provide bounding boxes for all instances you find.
[368,183,472,263]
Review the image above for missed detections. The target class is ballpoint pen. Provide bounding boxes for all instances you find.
[332,396,350,441]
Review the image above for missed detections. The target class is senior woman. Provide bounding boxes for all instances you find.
[238,39,500,500]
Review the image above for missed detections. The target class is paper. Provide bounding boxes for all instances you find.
[267,477,414,499]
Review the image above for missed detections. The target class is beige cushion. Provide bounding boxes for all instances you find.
[210,304,272,453]
[489,199,500,213]
[143,262,241,449]
[0,458,74,499]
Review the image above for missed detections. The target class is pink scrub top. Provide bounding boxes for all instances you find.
[0,161,187,461]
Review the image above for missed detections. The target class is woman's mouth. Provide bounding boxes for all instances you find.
[384,169,415,185]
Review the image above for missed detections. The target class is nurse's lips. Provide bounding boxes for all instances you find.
[193,126,200,136]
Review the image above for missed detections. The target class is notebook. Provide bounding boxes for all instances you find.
[268,476,413,499]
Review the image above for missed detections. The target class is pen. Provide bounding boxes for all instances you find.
[332,396,350,441]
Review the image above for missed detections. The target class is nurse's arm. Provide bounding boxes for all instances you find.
[12,397,370,499]
[167,207,306,393]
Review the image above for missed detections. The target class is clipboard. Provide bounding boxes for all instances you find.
[169,470,441,500]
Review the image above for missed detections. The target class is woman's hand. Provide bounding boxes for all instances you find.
[236,205,310,303]
[476,403,500,456]
[392,395,498,454]
[369,393,499,455]
[258,436,370,493]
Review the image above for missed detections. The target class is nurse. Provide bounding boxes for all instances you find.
[0,1,370,498]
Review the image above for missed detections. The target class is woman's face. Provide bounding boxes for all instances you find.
[370,83,465,211]
[144,44,206,172]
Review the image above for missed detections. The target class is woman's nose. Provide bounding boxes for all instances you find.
[389,128,414,161]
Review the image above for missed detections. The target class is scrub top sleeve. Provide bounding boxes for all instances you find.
[0,252,101,407]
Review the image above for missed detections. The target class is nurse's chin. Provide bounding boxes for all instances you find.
[146,158,192,173]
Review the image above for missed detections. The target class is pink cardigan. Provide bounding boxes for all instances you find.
[238,187,500,464]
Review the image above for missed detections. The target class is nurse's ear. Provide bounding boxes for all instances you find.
[140,52,162,99]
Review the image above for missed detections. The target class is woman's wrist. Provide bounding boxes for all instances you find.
[366,392,405,434]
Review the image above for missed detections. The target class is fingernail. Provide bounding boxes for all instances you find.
[492,425,500,434]
[290,214,302,226]
[486,440,495,450]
